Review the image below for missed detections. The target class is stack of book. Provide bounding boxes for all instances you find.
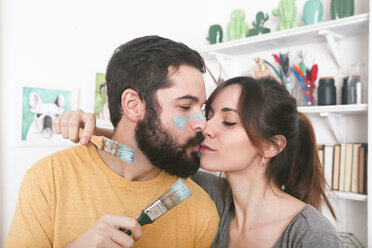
[318,143,368,194]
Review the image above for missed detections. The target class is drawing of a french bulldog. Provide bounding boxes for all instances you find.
[97,82,110,120]
[26,92,64,141]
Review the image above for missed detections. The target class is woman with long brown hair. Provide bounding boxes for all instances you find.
[55,76,342,247]
[193,76,341,247]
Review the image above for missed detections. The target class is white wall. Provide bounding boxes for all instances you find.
[0,0,4,241]
[0,0,369,244]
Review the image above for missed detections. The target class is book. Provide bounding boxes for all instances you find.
[332,144,341,190]
[358,144,368,194]
[339,143,347,191]
[323,145,334,188]
[364,146,368,194]
[318,144,324,168]
[343,143,354,192]
[351,144,362,193]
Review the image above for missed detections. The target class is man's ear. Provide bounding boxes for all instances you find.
[263,135,287,158]
[121,89,145,122]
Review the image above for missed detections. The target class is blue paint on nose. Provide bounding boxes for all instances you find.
[190,113,206,120]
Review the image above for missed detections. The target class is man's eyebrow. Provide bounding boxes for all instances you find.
[175,95,200,103]
[221,107,238,113]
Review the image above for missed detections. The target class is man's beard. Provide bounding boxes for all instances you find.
[135,110,204,178]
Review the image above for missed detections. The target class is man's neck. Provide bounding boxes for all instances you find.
[96,123,162,181]
[96,148,162,181]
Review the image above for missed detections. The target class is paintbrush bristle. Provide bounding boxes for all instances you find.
[143,179,192,222]
[102,137,135,164]
[159,179,192,210]
[78,128,135,163]
[119,179,192,235]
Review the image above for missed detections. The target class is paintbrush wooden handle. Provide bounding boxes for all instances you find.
[119,210,153,235]
[79,128,103,149]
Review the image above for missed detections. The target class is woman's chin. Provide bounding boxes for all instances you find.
[200,161,223,172]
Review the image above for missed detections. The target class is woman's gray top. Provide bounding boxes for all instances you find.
[191,170,343,248]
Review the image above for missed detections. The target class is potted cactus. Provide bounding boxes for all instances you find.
[331,0,354,19]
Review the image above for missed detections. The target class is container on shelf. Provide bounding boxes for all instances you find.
[318,77,336,105]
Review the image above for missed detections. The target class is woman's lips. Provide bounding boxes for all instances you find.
[200,144,215,152]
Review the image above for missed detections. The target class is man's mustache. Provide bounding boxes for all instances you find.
[184,132,205,148]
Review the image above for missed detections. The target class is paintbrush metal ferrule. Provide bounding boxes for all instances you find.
[144,199,168,221]
[101,137,135,164]
[101,137,120,154]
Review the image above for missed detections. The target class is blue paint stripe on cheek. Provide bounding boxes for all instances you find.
[172,116,189,130]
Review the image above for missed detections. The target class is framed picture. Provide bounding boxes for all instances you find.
[94,73,113,129]
[20,85,78,146]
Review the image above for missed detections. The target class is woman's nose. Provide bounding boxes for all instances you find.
[202,119,215,138]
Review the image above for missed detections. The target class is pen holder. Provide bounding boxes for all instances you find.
[304,83,315,106]
[292,80,315,106]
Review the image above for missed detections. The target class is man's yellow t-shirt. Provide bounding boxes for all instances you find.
[4,145,219,248]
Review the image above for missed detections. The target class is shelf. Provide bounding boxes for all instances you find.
[298,104,368,116]
[199,13,369,58]
[298,104,368,143]
[330,191,368,201]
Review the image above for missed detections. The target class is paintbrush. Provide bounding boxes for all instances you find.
[120,178,192,235]
[79,128,135,164]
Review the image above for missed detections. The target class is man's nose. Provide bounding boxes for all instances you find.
[190,114,207,132]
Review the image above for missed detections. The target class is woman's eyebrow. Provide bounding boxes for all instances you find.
[221,107,238,113]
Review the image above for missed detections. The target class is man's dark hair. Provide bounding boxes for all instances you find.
[105,35,205,128]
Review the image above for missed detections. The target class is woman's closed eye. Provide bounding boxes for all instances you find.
[223,121,237,126]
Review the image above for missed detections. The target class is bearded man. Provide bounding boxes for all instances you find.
[5,36,219,248]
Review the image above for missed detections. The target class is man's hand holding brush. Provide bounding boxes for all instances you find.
[64,214,142,248]
[53,109,112,146]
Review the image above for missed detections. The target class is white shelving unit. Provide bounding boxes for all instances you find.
[199,13,369,58]
[334,191,368,201]
[298,104,368,115]
[199,13,370,247]
[299,104,368,143]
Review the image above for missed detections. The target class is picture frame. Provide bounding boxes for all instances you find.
[94,73,113,129]
[19,85,79,146]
